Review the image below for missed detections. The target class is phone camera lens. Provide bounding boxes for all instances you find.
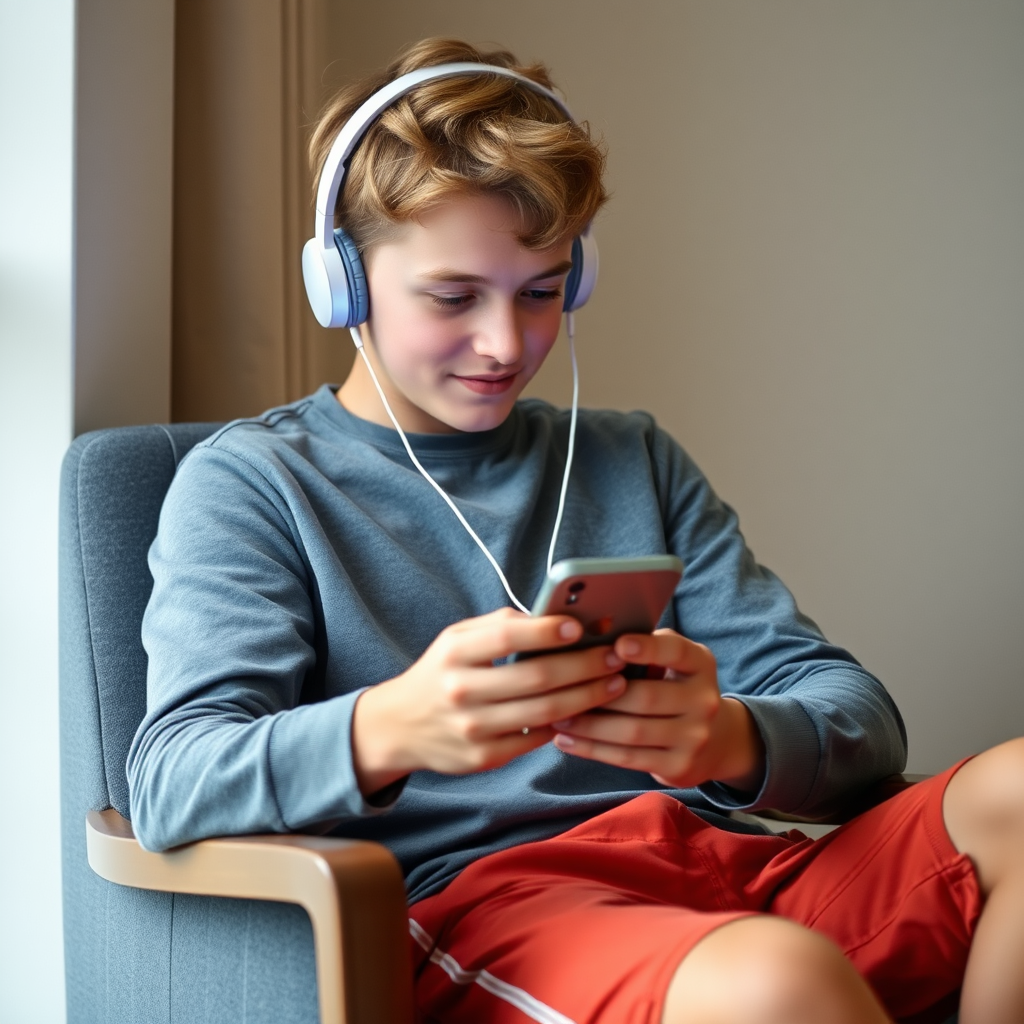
[568,581,586,593]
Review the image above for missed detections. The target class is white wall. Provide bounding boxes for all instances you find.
[0,3,75,1020]
[327,1,1024,773]
[0,1,174,1020]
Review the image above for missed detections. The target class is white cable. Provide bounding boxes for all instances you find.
[350,314,579,613]
[351,327,532,613]
[546,311,578,574]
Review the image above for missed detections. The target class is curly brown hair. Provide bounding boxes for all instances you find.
[309,38,608,255]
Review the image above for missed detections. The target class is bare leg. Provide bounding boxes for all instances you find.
[944,737,1024,1024]
[661,916,893,1024]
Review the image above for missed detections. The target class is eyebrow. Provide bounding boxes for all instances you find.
[418,260,574,285]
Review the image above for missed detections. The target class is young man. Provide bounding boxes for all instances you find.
[128,38,1024,1024]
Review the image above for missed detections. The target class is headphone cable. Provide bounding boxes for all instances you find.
[349,312,579,613]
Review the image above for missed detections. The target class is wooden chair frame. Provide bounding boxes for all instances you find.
[86,809,413,1024]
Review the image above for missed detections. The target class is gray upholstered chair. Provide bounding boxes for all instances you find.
[59,424,410,1024]
[59,423,958,1024]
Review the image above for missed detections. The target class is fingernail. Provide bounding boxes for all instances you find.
[607,675,626,693]
[552,719,572,730]
[606,651,625,669]
[560,620,583,640]
[555,734,575,748]
[619,639,641,656]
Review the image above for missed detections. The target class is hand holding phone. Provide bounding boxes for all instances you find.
[551,628,767,793]
[352,556,683,796]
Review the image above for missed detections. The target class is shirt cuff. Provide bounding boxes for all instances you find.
[267,687,403,829]
[696,694,821,814]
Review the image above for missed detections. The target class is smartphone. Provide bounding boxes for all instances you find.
[511,555,683,667]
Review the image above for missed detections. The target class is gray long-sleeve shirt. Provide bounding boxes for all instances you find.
[127,385,907,902]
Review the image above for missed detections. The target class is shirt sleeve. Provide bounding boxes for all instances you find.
[126,442,399,852]
[648,424,908,817]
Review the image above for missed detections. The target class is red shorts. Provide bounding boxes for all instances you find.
[409,761,981,1024]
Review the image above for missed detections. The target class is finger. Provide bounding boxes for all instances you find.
[444,607,585,665]
[480,726,557,764]
[453,644,625,704]
[550,709,685,749]
[439,726,558,775]
[601,675,721,721]
[478,673,628,734]
[596,678,694,717]
[614,630,712,674]
[551,732,685,777]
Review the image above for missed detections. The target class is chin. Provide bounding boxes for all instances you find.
[443,401,516,434]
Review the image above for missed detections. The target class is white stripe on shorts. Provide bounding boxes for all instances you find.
[409,918,578,1024]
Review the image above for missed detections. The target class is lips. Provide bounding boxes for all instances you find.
[452,372,518,395]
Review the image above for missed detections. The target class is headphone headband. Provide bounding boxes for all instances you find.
[303,61,597,329]
[313,63,575,249]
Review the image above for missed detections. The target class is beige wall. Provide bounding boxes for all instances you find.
[172,1,1024,773]
[74,0,175,434]
[172,0,348,420]
[318,1,1024,773]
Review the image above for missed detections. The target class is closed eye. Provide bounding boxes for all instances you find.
[430,293,474,310]
[429,287,562,310]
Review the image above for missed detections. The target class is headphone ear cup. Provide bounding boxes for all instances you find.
[563,236,584,312]
[333,228,370,327]
[562,227,599,312]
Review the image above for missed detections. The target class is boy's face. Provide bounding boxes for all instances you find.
[344,194,574,434]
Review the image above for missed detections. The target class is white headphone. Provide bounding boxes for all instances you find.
[301,61,595,611]
[301,61,599,330]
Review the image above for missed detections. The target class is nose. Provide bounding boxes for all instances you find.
[472,299,524,366]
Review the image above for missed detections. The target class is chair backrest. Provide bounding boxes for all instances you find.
[60,423,222,818]
[59,422,326,1024]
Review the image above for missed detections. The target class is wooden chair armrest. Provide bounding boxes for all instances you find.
[86,809,412,1024]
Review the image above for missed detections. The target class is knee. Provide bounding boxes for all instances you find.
[663,917,889,1024]
[944,738,1024,889]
